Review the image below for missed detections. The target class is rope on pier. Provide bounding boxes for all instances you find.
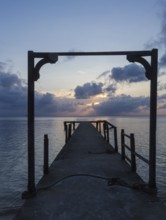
[37,174,156,194]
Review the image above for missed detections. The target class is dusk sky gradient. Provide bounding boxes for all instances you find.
[0,0,166,117]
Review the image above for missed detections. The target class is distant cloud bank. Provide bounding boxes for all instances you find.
[74,82,103,99]
[0,69,27,117]
[111,64,146,83]
[0,56,166,117]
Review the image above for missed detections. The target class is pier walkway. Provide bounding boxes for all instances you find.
[14,122,166,219]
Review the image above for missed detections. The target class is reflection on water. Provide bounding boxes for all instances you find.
[0,116,166,211]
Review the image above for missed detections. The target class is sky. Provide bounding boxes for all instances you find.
[0,0,166,117]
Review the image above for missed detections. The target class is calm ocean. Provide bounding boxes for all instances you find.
[0,116,166,213]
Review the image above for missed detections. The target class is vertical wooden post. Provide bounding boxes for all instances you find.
[64,122,66,131]
[68,124,72,140]
[65,123,68,143]
[96,121,98,131]
[103,122,106,140]
[99,121,101,133]
[149,49,158,188]
[106,123,109,143]
[130,133,136,172]
[121,129,125,160]
[73,122,75,131]
[44,134,49,175]
[114,127,118,152]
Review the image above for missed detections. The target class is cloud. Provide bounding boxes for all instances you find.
[111,64,146,83]
[158,10,166,67]
[63,49,82,62]
[158,82,166,91]
[0,62,7,71]
[145,9,166,67]
[93,94,149,116]
[157,94,166,113]
[1,63,165,117]
[0,71,22,88]
[0,69,27,117]
[104,84,117,94]
[159,53,166,67]
[160,10,166,45]
[0,65,95,117]
[74,82,103,99]
[35,93,76,116]
[158,93,166,100]
[96,70,111,79]
[159,103,166,110]
[157,10,166,67]
[0,65,77,117]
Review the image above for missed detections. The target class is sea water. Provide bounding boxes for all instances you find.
[0,116,166,213]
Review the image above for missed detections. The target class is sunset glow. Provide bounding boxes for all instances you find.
[0,0,166,116]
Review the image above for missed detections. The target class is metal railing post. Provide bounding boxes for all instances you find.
[130,133,136,172]
[114,127,118,152]
[99,121,101,133]
[73,122,75,131]
[96,121,99,131]
[65,123,68,143]
[68,124,72,140]
[43,134,49,175]
[106,123,109,143]
[103,122,106,140]
[121,129,125,160]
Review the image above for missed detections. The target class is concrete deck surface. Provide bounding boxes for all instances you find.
[14,122,166,219]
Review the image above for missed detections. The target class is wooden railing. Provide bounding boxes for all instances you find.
[92,120,118,152]
[121,129,149,172]
[64,120,118,152]
[43,122,152,190]
[64,121,77,143]
[43,134,49,175]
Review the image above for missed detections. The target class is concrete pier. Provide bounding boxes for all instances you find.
[14,122,166,219]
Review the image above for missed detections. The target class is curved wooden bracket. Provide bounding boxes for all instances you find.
[33,55,58,81]
[127,55,151,80]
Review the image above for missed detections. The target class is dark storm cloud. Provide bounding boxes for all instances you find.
[93,95,149,116]
[111,64,146,83]
[74,82,103,99]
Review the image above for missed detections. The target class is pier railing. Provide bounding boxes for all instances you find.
[64,121,77,143]
[92,120,118,152]
[121,129,149,173]
[43,134,49,175]
[63,120,118,152]
[43,122,150,182]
